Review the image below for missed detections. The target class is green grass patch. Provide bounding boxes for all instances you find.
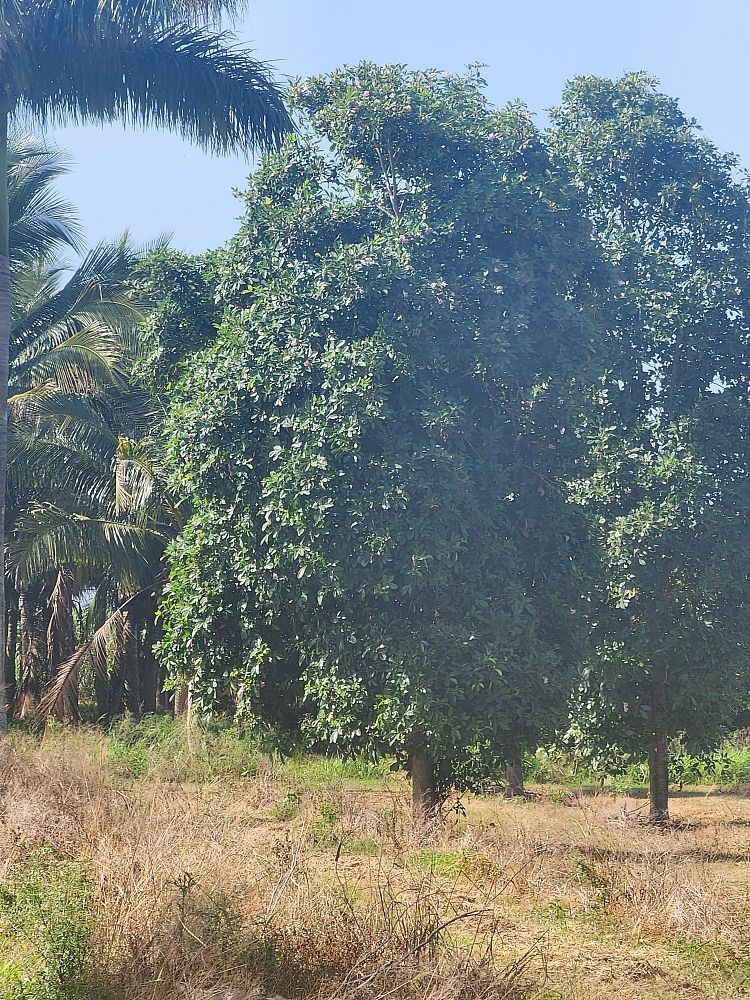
[339,837,381,856]
[105,715,264,781]
[668,938,750,990]
[277,752,393,791]
[408,850,463,876]
[0,847,98,1000]
[524,741,750,793]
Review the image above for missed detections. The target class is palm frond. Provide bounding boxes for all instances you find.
[11,235,149,369]
[13,20,291,153]
[37,580,163,726]
[7,131,83,264]
[11,503,169,586]
[12,323,134,395]
[50,0,243,34]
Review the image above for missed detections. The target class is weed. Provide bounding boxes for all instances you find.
[273,789,301,821]
[669,938,750,991]
[278,752,393,790]
[106,715,263,781]
[309,801,342,845]
[409,850,463,876]
[0,847,95,1000]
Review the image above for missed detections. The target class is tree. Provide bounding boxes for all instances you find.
[550,74,750,823]
[0,0,291,734]
[8,233,166,718]
[158,64,604,816]
[3,133,177,722]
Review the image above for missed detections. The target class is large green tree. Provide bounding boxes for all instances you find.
[0,0,291,732]
[158,65,605,815]
[550,74,750,823]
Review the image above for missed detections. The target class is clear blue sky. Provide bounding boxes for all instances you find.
[52,0,750,254]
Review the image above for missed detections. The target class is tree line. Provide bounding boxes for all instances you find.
[3,38,750,826]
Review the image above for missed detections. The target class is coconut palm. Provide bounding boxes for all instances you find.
[8,132,82,270]
[8,231,165,718]
[6,132,172,722]
[0,1,291,729]
[13,428,178,722]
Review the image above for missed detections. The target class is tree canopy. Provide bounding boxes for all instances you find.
[158,64,607,800]
[550,73,750,821]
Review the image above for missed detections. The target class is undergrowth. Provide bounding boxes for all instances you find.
[2,723,750,998]
[524,740,750,791]
[0,848,97,1000]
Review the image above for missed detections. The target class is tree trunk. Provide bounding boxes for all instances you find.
[648,678,670,825]
[410,751,438,828]
[504,759,526,798]
[174,684,189,716]
[140,601,159,715]
[158,661,170,713]
[0,104,10,737]
[47,567,78,723]
[123,609,141,720]
[16,586,43,718]
[107,612,128,721]
[108,608,141,719]
[93,638,109,721]
[91,597,109,721]
[5,578,17,711]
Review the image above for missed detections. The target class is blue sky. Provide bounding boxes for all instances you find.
[53,0,750,253]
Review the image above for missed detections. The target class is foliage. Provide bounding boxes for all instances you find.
[130,247,221,395]
[549,74,750,768]
[158,63,606,793]
[0,848,94,1000]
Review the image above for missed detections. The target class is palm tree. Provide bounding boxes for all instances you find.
[0,1,291,730]
[8,132,82,270]
[8,232,165,718]
[13,429,179,722]
[5,132,173,723]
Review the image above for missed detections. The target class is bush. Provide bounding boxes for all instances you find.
[0,848,95,1000]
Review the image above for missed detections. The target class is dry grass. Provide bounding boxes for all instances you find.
[1,732,750,1000]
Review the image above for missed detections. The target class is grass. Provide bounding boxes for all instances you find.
[409,850,463,876]
[524,740,750,793]
[2,720,750,998]
[0,847,95,1000]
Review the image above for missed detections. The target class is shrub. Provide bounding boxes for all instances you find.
[0,848,95,1000]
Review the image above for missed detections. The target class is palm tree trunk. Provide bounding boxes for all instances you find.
[5,577,17,709]
[648,678,670,825]
[47,567,78,723]
[124,609,141,720]
[93,644,110,721]
[109,609,132,720]
[16,585,42,718]
[140,602,159,715]
[0,101,10,737]
[89,586,110,720]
